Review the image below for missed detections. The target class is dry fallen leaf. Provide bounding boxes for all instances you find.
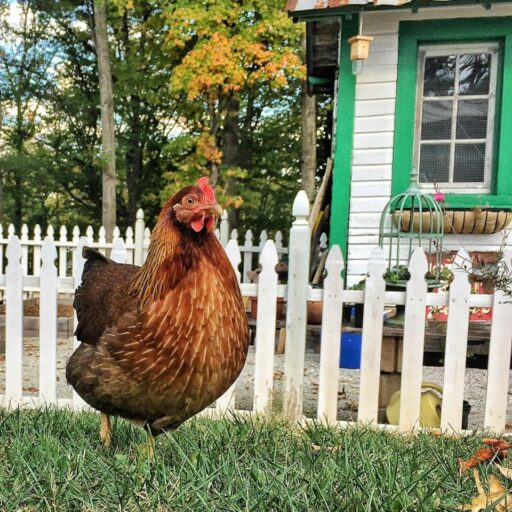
[460,469,512,511]
[458,438,510,473]
[496,464,512,480]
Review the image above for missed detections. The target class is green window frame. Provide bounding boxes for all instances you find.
[392,17,512,208]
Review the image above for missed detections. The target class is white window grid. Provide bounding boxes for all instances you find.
[414,42,499,194]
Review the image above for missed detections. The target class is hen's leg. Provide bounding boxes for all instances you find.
[99,413,112,448]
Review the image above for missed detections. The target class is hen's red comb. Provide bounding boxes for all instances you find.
[197,176,216,203]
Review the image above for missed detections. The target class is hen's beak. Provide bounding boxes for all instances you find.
[203,203,223,216]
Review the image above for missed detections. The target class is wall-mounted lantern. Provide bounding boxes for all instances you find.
[348,15,373,76]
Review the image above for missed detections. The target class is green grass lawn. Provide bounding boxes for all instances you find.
[0,408,505,511]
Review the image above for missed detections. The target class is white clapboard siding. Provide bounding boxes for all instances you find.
[353,148,394,166]
[357,66,398,85]
[352,164,392,182]
[317,245,344,423]
[354,133,395,150]
[354,115,395,134]
[398,248,429,432]
[284,191,311,419]
[358,247,387,423]
[355,99,396,117]
[216,239,242,413]
[356,83,397,102]
[253,240,279,413]
[39,236,58,404]
[72,238,88,410]
[441,249,471,432]
[5,236,23,406]
[484,249,512,431]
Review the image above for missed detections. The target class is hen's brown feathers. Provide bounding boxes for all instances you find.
[67,196,248,434]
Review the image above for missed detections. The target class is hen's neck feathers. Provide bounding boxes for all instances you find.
[128,216,226,309]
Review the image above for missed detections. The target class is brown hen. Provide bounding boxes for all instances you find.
[66,177,249,447]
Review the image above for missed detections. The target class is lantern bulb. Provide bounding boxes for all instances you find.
[352,59,364,76]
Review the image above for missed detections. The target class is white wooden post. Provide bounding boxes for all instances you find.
[98,226,107,255]
[86,226,94,245]
[33,224,42,277]
[111,237,127,264]
[39,236,58,405]
[47,224,55,240]
[113,226,120,241]
[243,229,253,284]
[134,209,145,266]
[441,249,471,432]
[220,210,229,247]
[216,239,242,412]
[71,226,80,277]
[254,240,279,413]
[275,231,284,255]
[72,238,88,409]
[59,226,68,277]
[5,236,23,406]
[398,247,428,432]
[358,247,387,423]
[143,227,151,262]
[259,230,268,253]
[283,191,311,420]
[317,245,344,423]
[125,226,134,264]
[484,249,512,432]
[21,224,29,276]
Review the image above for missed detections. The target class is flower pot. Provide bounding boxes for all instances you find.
[394,209,512,235]
[250,296,285,321]
[307,300,323,325]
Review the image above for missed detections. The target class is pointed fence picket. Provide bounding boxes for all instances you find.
[283,191,311,420]
[358,247,387,424]
[317,245,344,423]
[2,193,512,435]
[484,249,512,431]
[398,247,429,432]
[39,236,58,405]
[253,240,279,413]
[216,239,242,413]
[441,249,472,432]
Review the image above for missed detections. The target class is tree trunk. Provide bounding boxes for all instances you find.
[94,0,117,240]
[301,31,316,202]
[223,93,240,229]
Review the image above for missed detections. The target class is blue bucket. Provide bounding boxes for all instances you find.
[340,333,362,369]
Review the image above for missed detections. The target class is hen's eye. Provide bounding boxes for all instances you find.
[185,197,195,205]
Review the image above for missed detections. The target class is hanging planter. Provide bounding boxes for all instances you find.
[394,208,512,235]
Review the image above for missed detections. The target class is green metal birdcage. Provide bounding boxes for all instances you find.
[379,169,444,287]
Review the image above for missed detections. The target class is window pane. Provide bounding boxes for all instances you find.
[456,100,488,139]
[453,143,486,183]
[419,144,450,183]
[458,53,492,96]
[421,101,453,140]
[423,56,456,97]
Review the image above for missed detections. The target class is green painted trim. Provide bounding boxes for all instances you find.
[392,17,512,209]
[308,76,333,85]
[329,16,358,264]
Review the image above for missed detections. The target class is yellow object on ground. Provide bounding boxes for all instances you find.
[386,382,443,428]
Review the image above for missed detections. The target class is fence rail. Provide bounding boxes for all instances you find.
[0,192,511,434]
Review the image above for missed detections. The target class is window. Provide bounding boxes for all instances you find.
[415,43,499,194]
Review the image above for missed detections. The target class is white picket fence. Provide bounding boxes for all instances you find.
[1,191,512,433]
[0,210,288,285]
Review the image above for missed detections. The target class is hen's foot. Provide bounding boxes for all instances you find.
[99,413,112,448]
